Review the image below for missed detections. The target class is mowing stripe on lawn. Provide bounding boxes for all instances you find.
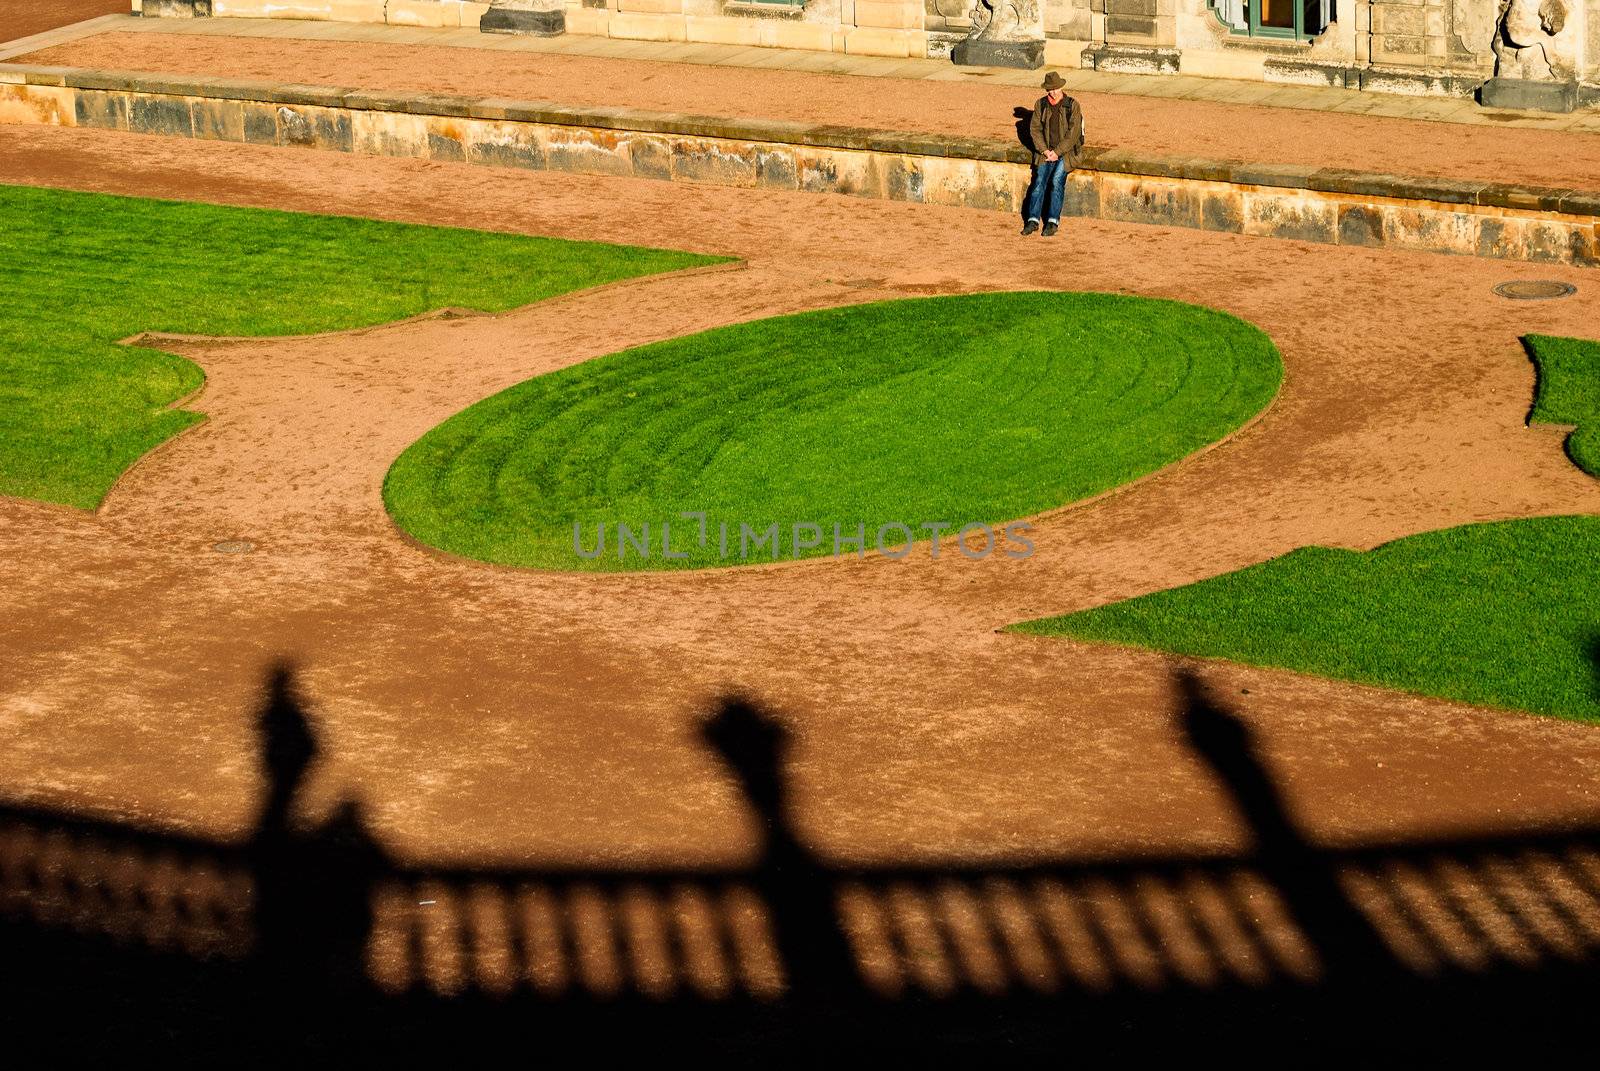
[384,291,1283,571]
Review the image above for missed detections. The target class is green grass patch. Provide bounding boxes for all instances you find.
[1526,334,1600,476]
[384,291,1283,571]
[0,184,720,508]
[1011,516,1600,722]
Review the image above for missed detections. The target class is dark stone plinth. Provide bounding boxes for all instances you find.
[1477,78,1578,114]
[480,7,566,36]
[951,37,1045,71]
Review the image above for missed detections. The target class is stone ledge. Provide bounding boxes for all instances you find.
[3,62,1596,223]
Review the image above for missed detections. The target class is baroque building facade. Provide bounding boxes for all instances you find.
[139,0,1600,109]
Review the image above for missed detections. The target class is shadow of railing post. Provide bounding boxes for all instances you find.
[247,663,388,1031]
[1175,668,1396,990]
[702,696,862,1017]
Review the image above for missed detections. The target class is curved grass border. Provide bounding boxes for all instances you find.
[1525,334,1600,477]
[0,184,724,510]
[384,291,1284,572]
[1010,515,1600,723]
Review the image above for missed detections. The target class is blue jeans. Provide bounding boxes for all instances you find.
[1023,159,1067,224]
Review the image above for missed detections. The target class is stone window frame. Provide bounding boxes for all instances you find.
[1209,0,1334,41]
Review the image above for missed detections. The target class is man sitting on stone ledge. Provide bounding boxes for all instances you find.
[1021,72,1085,238]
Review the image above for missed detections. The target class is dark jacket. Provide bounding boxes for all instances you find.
[1028,94,1084,168]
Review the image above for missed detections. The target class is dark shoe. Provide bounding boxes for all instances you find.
[1042,222,1059,237]
[1020,220,1040,236]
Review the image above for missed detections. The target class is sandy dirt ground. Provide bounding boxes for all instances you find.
[0,1,121,45]
[19,30,1600,190]
[0,125,1598,875]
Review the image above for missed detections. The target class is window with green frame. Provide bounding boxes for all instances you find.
[1210,0,1332,40]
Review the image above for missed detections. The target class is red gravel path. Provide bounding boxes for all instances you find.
[1,1,123,45]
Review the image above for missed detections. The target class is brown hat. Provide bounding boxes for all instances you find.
[1042,71,1066,91]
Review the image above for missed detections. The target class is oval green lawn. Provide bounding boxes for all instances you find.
[384,292,1283,571]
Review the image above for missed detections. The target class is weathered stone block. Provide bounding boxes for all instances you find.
[142,0,213,15]
[629,135,674,181]
[754,147,799,190]
[854,1,923,29]
[1104,14,1157,36]
[951,35,1044,68]
[1374,34,1425,56]
[846,26,921,58]
[1099,175,1200,228]
[463,120,547,170]
[884,156,925,203]
[616,0,683,12]
[563,6,609,33]
[21,68,70,88]
[1200,188,1243,232]
[1313,168,1486,206]
[1336,204,1385,247]
[343,90,423,115]
[1386,206,1479,256]
[1060,171,1099,219]
[1082,43,1180,74]
[1478,184,1570,213]
[74,90,129,131]
[1558,192,1600,218]
[764,19,837,51]
[684,15,762,45]
[190,97,244,141]
[1242,194,1338,244]
[480,5,566,34]
[671,136,759,186]
[1522,221,1580,263]
[540,126,633,176]
[0,83,75,126]
[607,11,688,40]
[404,93,477,119]
[796,146,887,198]
[1264,58,1360,89]
[427,124,467,161]
[386,0,461,28]
[1229,162,1318,190]
[269,84,352,110]
[273,105,352,151]
[1477,77,1579,113]
[241,101,278,145]
[1570,225,1600,268]
[920,156,1013,211]
[1477,216,1579,263]
[1371,5,1424,35]
[352,110,430,157]
[128,94,195,138]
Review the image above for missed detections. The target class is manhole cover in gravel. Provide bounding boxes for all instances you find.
[1493,280,1577,300]
[212,540,256,554]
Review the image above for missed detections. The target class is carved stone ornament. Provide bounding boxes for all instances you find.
[1491,0,1568,79]
[951,0,1046,69]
